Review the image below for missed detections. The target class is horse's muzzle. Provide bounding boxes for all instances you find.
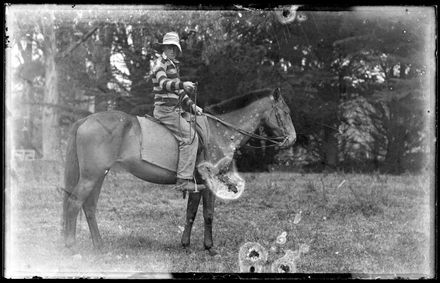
[281,134,296,148]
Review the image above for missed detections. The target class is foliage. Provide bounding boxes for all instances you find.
[7,6,434,172]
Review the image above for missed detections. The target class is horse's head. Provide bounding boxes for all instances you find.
[261,88,297,148]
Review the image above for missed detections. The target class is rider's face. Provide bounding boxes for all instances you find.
[163,45,180,60]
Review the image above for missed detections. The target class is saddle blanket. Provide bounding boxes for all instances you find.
[136,114,211,172]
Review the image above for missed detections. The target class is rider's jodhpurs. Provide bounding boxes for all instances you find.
[153,105,198,180]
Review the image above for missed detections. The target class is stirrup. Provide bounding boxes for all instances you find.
[192,176,207,192]
[174,182,206,193]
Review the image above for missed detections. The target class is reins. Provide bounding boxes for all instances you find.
[202,112,288,147]
[187,86,289,148]
[187,83,198,145]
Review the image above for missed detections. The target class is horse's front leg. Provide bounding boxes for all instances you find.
[181,191,202,248]
[202,188,218,256]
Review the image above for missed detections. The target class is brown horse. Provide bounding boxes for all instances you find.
[62,88,296,255]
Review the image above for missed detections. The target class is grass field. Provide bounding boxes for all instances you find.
[5,161,435,278]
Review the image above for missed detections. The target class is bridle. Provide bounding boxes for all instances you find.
[270,97,291,142]
[203,92,290,148]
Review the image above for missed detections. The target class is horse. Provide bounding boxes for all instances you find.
[62,87,296,256]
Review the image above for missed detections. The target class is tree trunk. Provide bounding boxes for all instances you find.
[384,132,405,173]
[383,102,405,173]
[321,68,345,170]
[116,24,153,114]
[93,42,112,112]
[323,126,338,169]
[21,81,34,149]
[17,37,35,150]
[93,26,114,112]
[42,12,61,160]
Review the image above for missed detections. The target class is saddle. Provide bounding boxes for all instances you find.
[136,114,210,173]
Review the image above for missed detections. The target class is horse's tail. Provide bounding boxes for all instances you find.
[62,118,87,235]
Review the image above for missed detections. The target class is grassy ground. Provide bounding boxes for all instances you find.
[5,162,435,278]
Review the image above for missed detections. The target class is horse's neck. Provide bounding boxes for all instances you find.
[206,99,268,163]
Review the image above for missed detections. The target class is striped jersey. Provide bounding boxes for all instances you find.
[151,53,194,110]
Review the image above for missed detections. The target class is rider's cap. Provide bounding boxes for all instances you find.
[156,32,182,54]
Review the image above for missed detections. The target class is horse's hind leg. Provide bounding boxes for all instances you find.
[82,174,105,250]
[64,176,102,248]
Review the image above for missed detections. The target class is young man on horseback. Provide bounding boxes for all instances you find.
[151,31,204,192]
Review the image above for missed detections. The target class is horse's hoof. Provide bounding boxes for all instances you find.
[62,246,76,256]
[181,236,190,248]
[182,246,192,254]
[206,247,219,257]
[93,242,104,251]
[64,238,76,250]
[181,233,191,248]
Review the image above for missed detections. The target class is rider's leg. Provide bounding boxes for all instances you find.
[153,106,198,190]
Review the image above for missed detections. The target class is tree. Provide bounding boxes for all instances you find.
[9,7,109,159]
[8,6,433,172]
[334,7,433,172]
[8,8,62,160]
[40,10,61,160]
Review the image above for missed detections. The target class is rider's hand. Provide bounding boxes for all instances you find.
[183,81,195,94]
[191,104,203,115]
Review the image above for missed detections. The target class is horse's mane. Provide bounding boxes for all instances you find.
[205,88,274,115]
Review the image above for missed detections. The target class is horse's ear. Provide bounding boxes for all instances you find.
[273,88,281,101]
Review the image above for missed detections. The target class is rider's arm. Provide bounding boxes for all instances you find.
[152,61,184,92]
